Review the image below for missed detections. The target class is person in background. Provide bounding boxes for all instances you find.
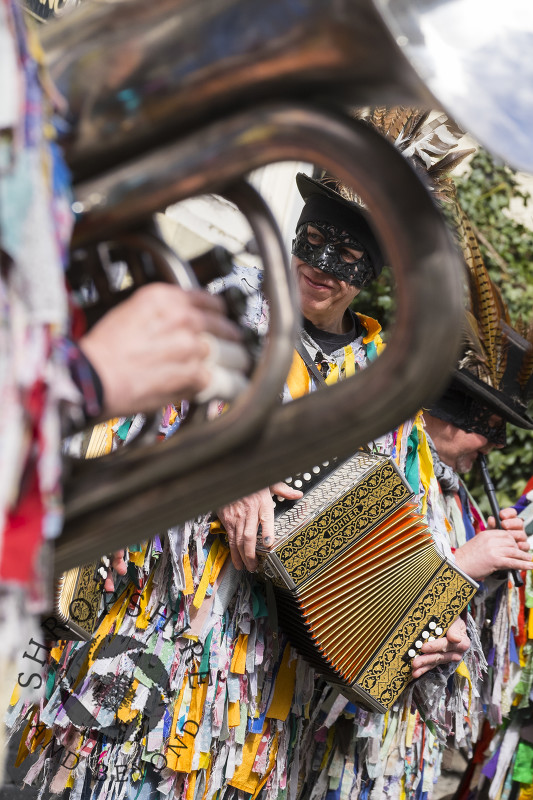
[6,173,471,800]
[456,476,533,800]
[422,302,533,799]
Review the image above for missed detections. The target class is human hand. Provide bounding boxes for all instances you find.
[486,507,530,547]
[79,284,247,417]
[411,617,470,679]
[454,510,532,581]
[99,550,128,593]
[217,482,303,571]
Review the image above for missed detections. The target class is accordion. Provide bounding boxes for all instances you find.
[45,563,103,641]
[256,451,477,713]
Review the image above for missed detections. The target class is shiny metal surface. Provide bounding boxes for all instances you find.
[41,0,533,177]
[62,177,298,552]
[56,107,464,573]
[376,0,533,172]
[41,0,431,181]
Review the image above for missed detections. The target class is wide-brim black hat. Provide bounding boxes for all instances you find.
[452,320,533,429]
[431,318,533,432]
[295,173,385,278]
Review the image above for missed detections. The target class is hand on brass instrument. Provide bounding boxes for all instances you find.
[78,283,246,417]
[454,512,533,581]
[217,482,303,572]
[411,617,470,679]
[99,550,128,592]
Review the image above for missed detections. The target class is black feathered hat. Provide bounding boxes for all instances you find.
[355,107,533,433]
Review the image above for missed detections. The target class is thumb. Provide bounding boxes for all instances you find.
[446,620,465,642]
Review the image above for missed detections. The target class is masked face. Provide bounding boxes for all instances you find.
[291,222,375,287]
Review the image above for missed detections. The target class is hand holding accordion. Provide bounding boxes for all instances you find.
[256,451,478,712]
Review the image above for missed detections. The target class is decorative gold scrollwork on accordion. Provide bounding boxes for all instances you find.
[257,452,478,713]
[357,564,475,707]
[278,461,411,586]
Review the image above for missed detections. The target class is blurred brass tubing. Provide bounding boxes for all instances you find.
[57,104,464,574]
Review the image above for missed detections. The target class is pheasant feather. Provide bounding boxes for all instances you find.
[350,104,533,415]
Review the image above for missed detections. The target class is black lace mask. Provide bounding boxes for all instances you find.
[291,221,375,287]
[464,403,507,446]
[430,386,507,446]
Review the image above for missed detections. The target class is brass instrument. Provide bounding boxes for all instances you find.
[33,0,532,571]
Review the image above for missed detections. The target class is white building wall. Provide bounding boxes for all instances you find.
[158,162,311,268]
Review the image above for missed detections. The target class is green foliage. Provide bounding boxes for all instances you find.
[353,266,395,335]
[360,147,533,510]
[455,149,533,510]
[454,149,533,324]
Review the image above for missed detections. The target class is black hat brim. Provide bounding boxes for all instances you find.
[454,368,533,430]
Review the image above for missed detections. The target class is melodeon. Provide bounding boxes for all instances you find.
[45,563,103,641]
[256,451,477,713]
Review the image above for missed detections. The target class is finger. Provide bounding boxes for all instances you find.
[419,638,449,654]
[499,507,518,520]
[496,556,533,570]
[420,641,469,659]
[226,519,245,571]
[443,617,465,640]
[270,481,304,500]
[511,528,530,542]
[183,294,244,342]
[152,295,241,345]
[146,285,227,320]
[517,539,532,551]
[260,499,276,550]
[188,289,231,316]
[487,515,497,530]
[411,650,463,678]
[201,334,251,371]
[198,311,245,344]
[500,517,526,531]
[111,551,128,575]
[420,633,468,654]
[444,619,466,643]
[242,515,260,571]
[194,365,249,404]
[104,574,115,593]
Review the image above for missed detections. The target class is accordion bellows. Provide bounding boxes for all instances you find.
[257,451,477,713]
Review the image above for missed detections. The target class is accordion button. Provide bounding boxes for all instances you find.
[303,473,311,481]
[428,636,435,641]
[408,649,416,658]
[312,466,320,474]
[429,621,437,630]
[435,627,443,636]
[295,480,303,488]
[276,496,284,502]
[422,631,429,639]
[415,640,422,648]
[285,477,293,483]
[323,461,330,467]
